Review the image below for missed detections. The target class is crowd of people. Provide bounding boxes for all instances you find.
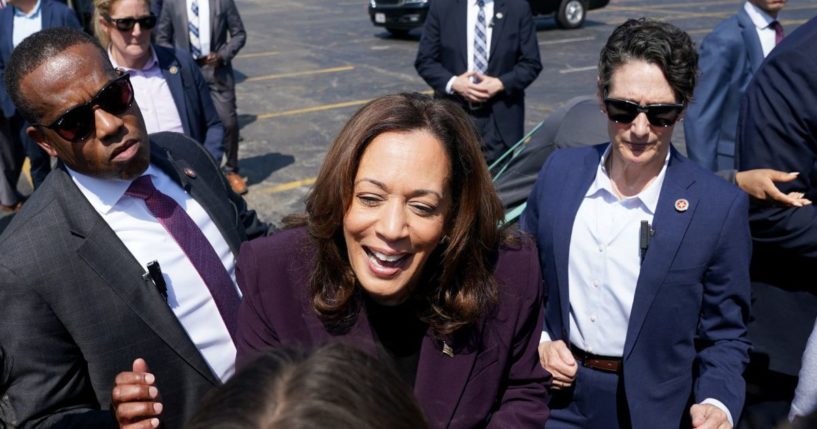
[0,0,816,428]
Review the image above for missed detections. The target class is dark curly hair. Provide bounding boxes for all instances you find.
[296,93,506,337]
[597,18,698,104]
[4,27,110,124]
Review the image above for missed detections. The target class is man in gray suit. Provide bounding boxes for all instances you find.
[0,27,266,429]
[155,0,248,195]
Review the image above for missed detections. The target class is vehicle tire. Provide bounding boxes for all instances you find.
[386,27,409,37]
[556,0,586,29]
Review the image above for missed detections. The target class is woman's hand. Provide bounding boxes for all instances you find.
[735,169,812,207]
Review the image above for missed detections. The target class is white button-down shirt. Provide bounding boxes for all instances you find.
[186,0,211,57]
[744,1,780,57]
[69,164,239,382]
[445,0,495,94]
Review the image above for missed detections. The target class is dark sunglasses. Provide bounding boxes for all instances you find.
[603,96,685,128]
[36,73,134,143]
[103,14,157,31]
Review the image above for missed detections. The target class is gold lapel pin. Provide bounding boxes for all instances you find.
[442,341,454,358]
[169,66,179,74]
[183,167,197,178]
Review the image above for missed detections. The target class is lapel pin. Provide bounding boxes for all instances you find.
[495,12,503,20]
[674,198,689,212]
[169,65,179,74]
[442,341,454,358]
[183,167,197,179]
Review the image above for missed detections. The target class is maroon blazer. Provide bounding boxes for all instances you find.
[235,227,550,428]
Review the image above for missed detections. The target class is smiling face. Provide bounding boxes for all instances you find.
[343,129,452,306]
[101,0,153,69]
[24,42,150,180]
[604,59,677,174]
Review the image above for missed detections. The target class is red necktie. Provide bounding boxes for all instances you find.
[770,20,784,46]
[126,176,240,340]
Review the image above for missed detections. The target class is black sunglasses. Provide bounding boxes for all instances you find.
[603,96,685,128]
[36,73,134,143]
[103,14,157,31]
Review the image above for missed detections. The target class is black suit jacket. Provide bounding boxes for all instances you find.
[736,16,817,376]
[0,133,266,428]
[415,0,542,146]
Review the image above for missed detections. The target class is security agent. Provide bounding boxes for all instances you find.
[0,27,267,428]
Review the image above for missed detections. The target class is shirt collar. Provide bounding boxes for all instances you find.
[108,46,159,72]
[13,0,41,18]
[67,164,158,215]
[585,144,670,215]
[474,0,493,6]
[744,1,777,29]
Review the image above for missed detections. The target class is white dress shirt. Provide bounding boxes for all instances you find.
[445,0,494,94]
[11,0,42,48]
[68,164,239,382]
[109,48,185,136]
[744,1,779,57]
[187,0,211,57]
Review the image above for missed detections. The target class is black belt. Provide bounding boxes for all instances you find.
[570,344,623,374]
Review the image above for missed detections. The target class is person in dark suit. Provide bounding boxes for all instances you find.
[415,0,542,165]
[0,27,267,428]
[522,19,751,428]
[236,93,549,428]
[94,0,225,163]
[0,0,80,206]
[155,0,247,195]
[685,0,786,172]
[736,14,817,429]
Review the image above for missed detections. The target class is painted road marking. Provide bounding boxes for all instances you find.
[244,66,354,83]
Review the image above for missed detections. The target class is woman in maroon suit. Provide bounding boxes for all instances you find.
[236,93,549,428]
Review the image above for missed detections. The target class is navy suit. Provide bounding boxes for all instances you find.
[154,44,225,164]
[415,0,541,162]
[0,0,80,190]
[522,144,752,427]
[685,6,764,172]
[737,15,817,427]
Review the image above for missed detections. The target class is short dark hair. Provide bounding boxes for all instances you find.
[4,27,111,124]
[597,18,698,104]
[186,343,428,429]
[297,93,505,337]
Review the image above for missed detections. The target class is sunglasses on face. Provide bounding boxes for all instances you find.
[103,14,157,31]
[603,96,685,128]
[37,73,134,143]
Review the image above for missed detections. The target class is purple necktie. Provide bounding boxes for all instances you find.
[126,176,239,340]
[770,20,784,46]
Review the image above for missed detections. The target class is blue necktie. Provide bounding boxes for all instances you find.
[188,0,202,59]
[474,0,488,74]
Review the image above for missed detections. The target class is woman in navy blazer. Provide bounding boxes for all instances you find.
[236,93,550,428]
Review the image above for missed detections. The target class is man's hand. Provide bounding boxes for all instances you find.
[735,169,812,207]
[690,403,731,429]
[203,52,222,66]
[472,73,505,99]
[538,340,577,390]
[112,358,162,429]
[451,71,492,103]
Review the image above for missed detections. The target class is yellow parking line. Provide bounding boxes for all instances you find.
[255,90,433,120]
[244,66,355,83]
[257,177,317,194]
[236,51,279,59]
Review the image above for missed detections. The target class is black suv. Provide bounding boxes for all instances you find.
[368,0,610,36]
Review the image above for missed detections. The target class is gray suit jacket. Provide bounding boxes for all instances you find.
[155,0,246,92]
[0,133,266,429]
